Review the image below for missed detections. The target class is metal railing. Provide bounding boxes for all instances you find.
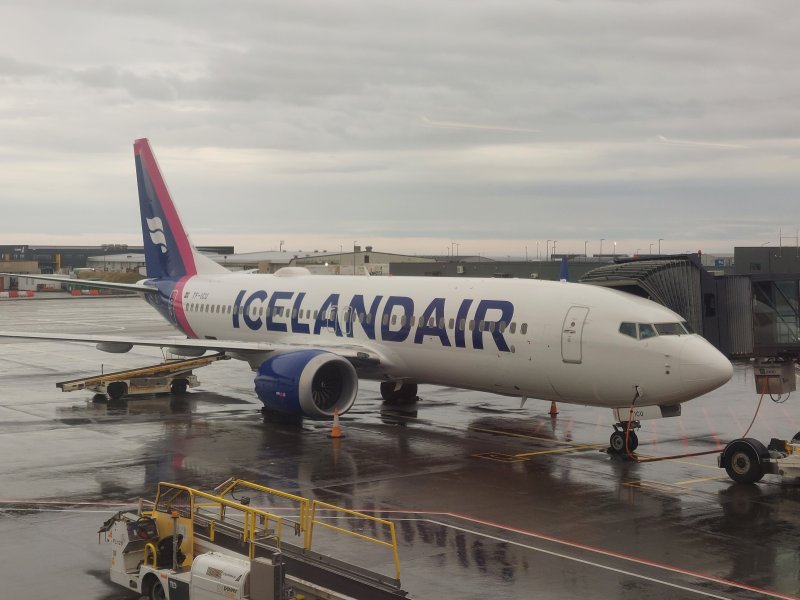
[309,500,401,581]
[213,478,311,548]
[153,482,288,560]
[149,479,402,582]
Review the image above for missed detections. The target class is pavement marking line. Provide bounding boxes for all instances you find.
[418,518,734,600]
[514,444,601,457]
[1,508,745,599]
[674,475,730,486]
[625,453,721,471]
[623,480,682,494]
[667,459,721,470]
[423,512,798,600]
[0,508,124,514]
[8,505,794,599]
[467,425,582,446]
[338,508,795,600]
[0,500,134,507]
[472,452,529,462]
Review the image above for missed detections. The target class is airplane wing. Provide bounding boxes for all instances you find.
[0,331,383,365]
[0,272,156,294]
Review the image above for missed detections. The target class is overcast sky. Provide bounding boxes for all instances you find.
[1,0,799,258]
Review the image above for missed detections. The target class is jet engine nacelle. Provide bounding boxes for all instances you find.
[254,350,358,419]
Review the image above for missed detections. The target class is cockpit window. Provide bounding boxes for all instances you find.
[638,323,657,339]
[620,321,689,339]
[681,321,693,334]
[654,322,688,336]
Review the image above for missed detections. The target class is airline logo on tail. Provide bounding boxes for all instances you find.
[134,138,197,279]
[146,217,168,254]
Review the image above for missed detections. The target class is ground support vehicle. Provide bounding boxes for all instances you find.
[99,478,406,600]
[57,354,228,400]
[719,434,800,483]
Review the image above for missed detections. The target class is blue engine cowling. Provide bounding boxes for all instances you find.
[254,350,358,419]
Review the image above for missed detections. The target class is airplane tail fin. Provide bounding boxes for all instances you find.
[134,139,228,279]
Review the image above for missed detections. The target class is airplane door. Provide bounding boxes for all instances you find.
[339,305,353,337]
[327,305,341,335]
[168,288,179,323]
[561,306,589,364]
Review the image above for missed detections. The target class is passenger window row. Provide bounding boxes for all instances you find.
[184,302,529,335]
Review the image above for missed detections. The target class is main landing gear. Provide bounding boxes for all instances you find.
[380,381,418,406]
[609,421,640,454]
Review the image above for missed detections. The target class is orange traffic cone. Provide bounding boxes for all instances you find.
[329,408,345,439]
[549,401,559,417]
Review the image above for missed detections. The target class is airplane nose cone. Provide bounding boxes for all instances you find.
[679,337,733,398]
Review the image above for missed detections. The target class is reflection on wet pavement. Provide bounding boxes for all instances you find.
[0,299,799,599]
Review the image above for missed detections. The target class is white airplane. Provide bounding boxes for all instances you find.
[0,139,733,452]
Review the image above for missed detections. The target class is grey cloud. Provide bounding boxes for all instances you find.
[1,0,799,253]
[0,55,50,78]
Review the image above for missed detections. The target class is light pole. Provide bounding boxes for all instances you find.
[455,243,460,257]
[353,241,357,275]
[546,240,551,261]
[649,243,653,255]
[584,240,588,257]
[552,240,557,259]
[525,246,528,261]
[600,238,605,256]
[536,241,540,260]
[613,241,617,258]
[658,238,663,255]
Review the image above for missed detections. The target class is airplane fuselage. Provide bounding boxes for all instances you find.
[146,270,732,410]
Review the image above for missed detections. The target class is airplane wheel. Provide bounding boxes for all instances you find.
[609,431,625,453]
[609,430,638,453]
[381,382,418,405]
[723,441,764,484]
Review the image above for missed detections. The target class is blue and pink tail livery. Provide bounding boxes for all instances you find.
[559,256,569,282]
[134,138,197,280]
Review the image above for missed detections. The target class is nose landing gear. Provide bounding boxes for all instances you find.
[609,386,643,455]
[609,421,640,454]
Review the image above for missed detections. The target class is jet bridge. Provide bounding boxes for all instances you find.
[581,253,800,362]
[579,255,708,337]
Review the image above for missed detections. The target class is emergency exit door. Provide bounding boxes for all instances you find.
[562,306,589,364]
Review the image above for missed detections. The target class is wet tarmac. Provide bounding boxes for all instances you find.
[1,297,799,599]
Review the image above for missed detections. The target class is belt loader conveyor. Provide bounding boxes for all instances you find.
[98,478,407,600]
[56,353,229,400]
